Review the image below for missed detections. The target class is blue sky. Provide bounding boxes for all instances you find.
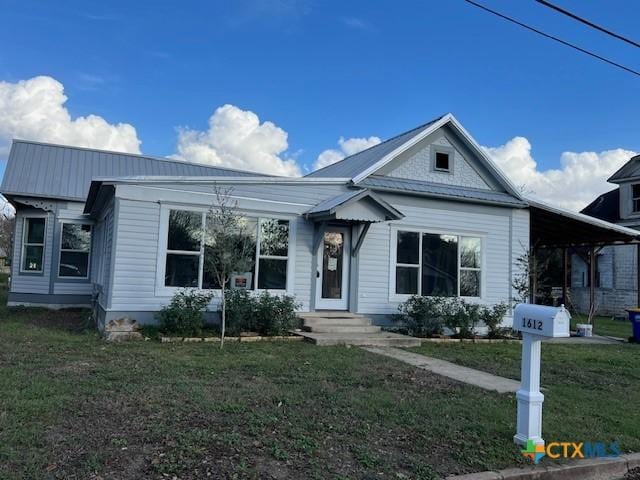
[1,0,639,208]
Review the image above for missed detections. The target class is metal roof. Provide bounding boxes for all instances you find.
[305,188,404,221]
[581,188,620,223]
[527,196,640,247]
[305,115,444,178]
[1,140,265,202]
[608,154,640,183]
[359,175,527,207]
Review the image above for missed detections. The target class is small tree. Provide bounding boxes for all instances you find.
[0,213,15,265]
[204,187,255,348]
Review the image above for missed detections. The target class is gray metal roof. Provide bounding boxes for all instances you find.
[608,154,640,183]
[359,176,527,207]
[305,115,444,178]
[305,188,404,221]
[1,140,265,202]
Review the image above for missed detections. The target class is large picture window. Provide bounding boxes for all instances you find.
[163,209,290,291]
[394,229,482,298]
[21,217,46,273]
[59,223,92,278]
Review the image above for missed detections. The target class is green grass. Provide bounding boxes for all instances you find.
[411,342,640,455]
[570,314,633,339]
[1,285,638,479]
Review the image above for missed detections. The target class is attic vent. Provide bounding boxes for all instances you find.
[435,152,450,172]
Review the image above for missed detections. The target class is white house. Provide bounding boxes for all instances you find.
[2,113,637,329]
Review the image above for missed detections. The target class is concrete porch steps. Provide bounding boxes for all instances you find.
[303,325,382,334]
[295,331,422,347]
[294,311,420,347]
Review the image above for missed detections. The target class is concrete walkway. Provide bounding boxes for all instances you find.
[362,346,520,394]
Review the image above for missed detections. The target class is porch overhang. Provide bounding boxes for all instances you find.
[304,189,404,223]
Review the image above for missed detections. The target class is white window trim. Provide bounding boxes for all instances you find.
[20,215,47,274]
[632,184,640,213]
[388,226,485,303]
[57,221,92,280]
[155,204,296,298]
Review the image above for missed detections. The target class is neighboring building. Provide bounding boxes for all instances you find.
[1,114,635,329]
[573,156,640,315]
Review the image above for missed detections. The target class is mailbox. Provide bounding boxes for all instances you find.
[513,304,570,338]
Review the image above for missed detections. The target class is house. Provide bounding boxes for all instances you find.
[2,113,637,330]
[572,155,640,315]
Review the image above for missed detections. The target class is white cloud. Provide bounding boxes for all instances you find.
[314,135,381,171]
[174,104,301,177]
[0,76,141,156]
[484,136,636,211]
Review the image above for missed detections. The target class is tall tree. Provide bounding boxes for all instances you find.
[204,187,255,348]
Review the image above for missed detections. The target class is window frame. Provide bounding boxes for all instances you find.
[57,221,93,280]
[20,216,48,275]
[156,205,295,297]
[632,184,640,213]
[431,145,455,174]
[389,226,485,302]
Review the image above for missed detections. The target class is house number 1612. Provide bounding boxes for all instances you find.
[522,317,543,330]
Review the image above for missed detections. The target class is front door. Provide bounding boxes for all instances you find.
[316,227,350,310]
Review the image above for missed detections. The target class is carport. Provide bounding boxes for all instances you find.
[527,199,640,313]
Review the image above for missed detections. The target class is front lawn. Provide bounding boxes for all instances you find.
[2,289,638,479]
[1,304,524,479]
[411,342,640,455]
[570,313,633,339]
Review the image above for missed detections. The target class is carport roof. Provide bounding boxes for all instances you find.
[528,197,640,248]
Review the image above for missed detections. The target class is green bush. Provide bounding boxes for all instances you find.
[479,302,510,338]
[441,299,480,339]
[397,296,509,339]
[254,291,300,336]
[156,289,214,336]
[224,289,256,336]
[396,295,445,337]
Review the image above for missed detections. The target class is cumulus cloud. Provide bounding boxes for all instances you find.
[314,135,381,171]
[0,76,141,156]
[174,104,301,177]
[484,137,636,211]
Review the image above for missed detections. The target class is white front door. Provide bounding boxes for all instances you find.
[315,227,350,310]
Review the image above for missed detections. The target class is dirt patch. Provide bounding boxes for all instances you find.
[17,307,92,333]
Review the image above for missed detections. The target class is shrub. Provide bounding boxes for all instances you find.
[442,299,480,339]
[396,295,445,337]
[479,302,510,338]
[254,291,300,336]
[156,289,214,336]
[224,289,256,336]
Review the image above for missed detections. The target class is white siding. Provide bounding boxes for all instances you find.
[385,132,492,190]
[110,199,162,311]
[356,193,523,315]
[10,209,54,295]
[294,220,314,311]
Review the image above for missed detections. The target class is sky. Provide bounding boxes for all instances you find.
[0,0,639,210]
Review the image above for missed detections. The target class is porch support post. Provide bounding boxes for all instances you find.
[589,246,596,319]
[530,247,537,304]
[562,247,568,306]
[351,222,371,257]
[313,222,327,253]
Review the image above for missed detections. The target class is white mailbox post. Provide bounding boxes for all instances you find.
[512,304,570,447]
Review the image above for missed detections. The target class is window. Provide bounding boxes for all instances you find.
[633,184,640,213]
[393,230,482,297]
[59,223,92,278]
[21,217,46,272]
[163,209,290,291]
[435,152,450,171]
